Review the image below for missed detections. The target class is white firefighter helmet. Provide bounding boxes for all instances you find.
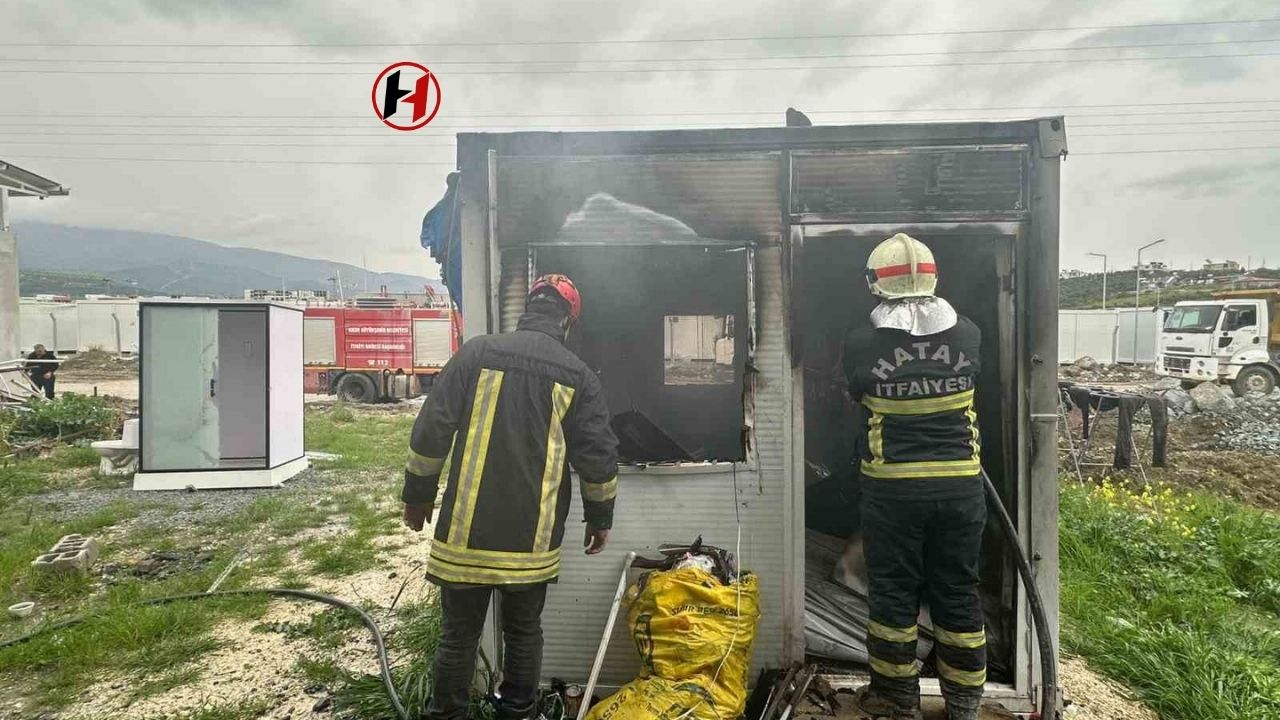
[866,233,938,299]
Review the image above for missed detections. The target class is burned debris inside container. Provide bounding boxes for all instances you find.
[531,192,752,464]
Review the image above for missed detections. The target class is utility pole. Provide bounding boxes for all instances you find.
[1135,238,1166,364]
[1087,252,1108,309]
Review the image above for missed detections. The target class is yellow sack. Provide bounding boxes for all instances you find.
[586,566,761,720]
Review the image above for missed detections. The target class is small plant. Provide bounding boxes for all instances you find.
[12,394,121,442]
[329,402,355,423]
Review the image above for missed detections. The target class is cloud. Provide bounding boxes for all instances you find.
[1129,160,1280,198]
[3,0,1279,279]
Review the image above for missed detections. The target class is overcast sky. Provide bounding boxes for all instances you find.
[2,0,1278,277]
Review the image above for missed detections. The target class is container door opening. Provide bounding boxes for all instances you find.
[799,230,1018,686]
[215,309,268,467]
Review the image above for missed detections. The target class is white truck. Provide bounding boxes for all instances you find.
[1155,289,1280,395]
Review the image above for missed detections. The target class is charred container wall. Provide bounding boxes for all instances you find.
[454,119,1063,711]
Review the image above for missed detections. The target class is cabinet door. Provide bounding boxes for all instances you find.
[142,306,220,470]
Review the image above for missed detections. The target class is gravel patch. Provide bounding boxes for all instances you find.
[1060,655,1157,720]
[31,468,386,527]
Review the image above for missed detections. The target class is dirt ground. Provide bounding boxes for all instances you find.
[1062,401,1280,511]
[61,527,432,720]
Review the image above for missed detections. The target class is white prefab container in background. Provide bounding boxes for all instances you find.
[133,300,307,490]
[1057,309,1119,364]
[1057,308,1164,365]
[1115,308,1163,365]
[76,300,139,354]
[19,300,78,353]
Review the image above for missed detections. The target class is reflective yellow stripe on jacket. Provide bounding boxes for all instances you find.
[448,369,505,545]
[861,388,981,479]
[533,383,575,552]
[428,539,561,585]
[862,389,975,415]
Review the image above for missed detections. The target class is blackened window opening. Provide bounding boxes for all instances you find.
[535,245,749,462]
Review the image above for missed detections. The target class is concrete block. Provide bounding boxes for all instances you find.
[31,534,99,574]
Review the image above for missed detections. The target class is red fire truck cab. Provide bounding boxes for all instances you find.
[303,306,460,402]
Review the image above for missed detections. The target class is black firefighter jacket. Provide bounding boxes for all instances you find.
[843,315,983,501]
[402,312,620,587]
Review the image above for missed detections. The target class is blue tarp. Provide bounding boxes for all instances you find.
[420,172,461,310]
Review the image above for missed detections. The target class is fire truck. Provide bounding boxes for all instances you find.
[302,305,460,402]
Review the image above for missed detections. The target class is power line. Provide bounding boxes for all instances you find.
[0,16,1277,47]
[0,140,458,148]
[7,146,1280,165]
[1074,119,1280,127]
[0,154,454,165]
[2,118,1278,138]
[2,98,1280,120]
[2,50,1279,75]
[1071,145,1280,155]
[4,37,1279,66]
[6,128,1279,150]
[1074,128,1280,137]
[2,109,1279,130]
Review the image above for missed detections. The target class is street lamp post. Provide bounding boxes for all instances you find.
[1087,252,1108,309]
[1134,238,1166,364]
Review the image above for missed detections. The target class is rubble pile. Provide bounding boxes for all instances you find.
[1153,378,1280,454]
[1213,390,1280,454]
[1060,357,1154,384]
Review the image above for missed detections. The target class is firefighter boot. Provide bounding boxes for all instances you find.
[856,687,924,720]
[493,696,540,720]
[943,691,981,720]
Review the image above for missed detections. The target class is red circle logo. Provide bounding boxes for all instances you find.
[372,62,442,131]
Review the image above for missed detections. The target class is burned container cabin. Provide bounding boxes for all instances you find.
[448,118,1064,713]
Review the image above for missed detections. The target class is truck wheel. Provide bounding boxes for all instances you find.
[336,373,378,403]
[1232,366,1277,396]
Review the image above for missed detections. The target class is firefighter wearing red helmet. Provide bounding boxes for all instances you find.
[845,234,987,720]
[402,273,618,720]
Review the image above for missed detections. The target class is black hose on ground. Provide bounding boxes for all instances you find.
[981,469,1059,720]
[0,588,411,720]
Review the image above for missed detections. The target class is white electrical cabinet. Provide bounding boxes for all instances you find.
[133,300,308,490]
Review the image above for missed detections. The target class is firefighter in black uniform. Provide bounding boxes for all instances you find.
[401,274,620,720]
[845,234,987,720]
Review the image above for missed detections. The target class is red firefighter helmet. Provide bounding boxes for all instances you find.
[528,274,582,322]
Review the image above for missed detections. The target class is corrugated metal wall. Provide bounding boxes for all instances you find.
[495,154,782,245]
[791,147,1026,218]
[539,244,791,685]
[499,249,528,332]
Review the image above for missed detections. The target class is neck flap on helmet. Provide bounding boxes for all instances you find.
[870,296,958,336]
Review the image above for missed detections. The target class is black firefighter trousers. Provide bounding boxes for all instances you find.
[862,490,988,714]
[426,583,547,720]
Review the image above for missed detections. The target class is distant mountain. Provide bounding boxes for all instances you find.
[12,222,443,299]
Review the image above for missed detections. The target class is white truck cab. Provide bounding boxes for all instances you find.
[1155,289,1280,395]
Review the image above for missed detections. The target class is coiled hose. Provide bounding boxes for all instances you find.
[0,588,411,720]
[981,469,1059,720]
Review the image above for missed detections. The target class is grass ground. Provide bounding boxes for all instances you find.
[1060,478,1280,720]
[0,404,424,719]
